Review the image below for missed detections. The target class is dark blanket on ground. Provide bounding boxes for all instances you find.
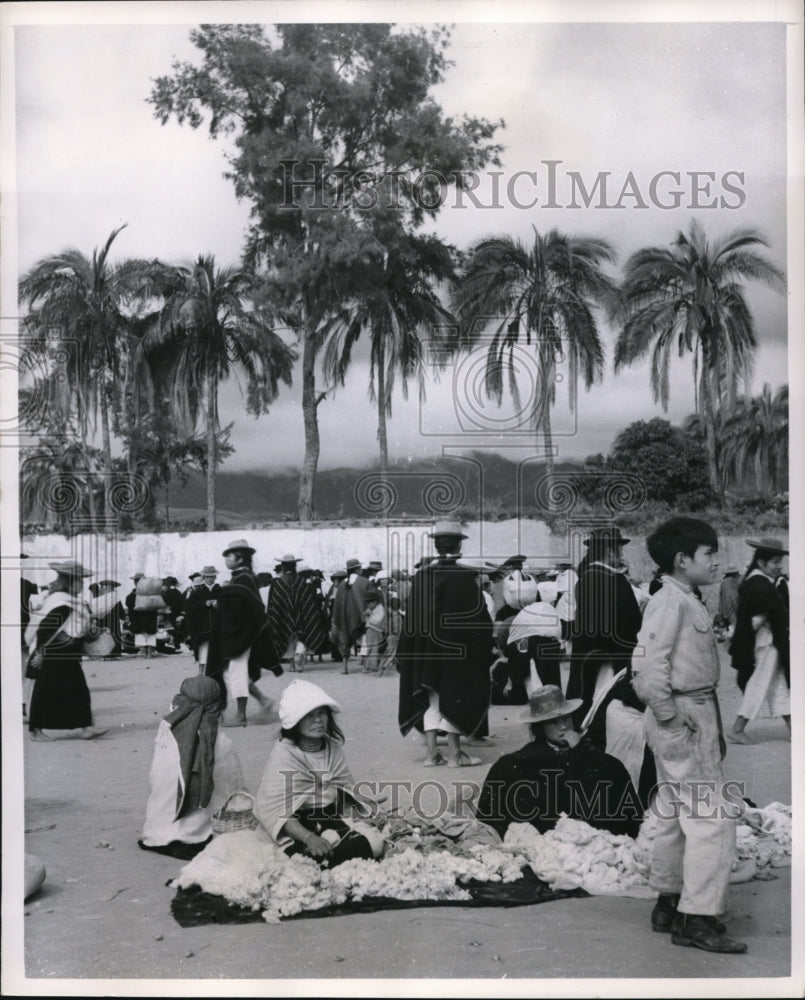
[170,866,587,926]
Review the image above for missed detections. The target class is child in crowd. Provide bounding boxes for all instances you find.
[360,588,387,674]
[632,516,747,955]
[254,680,384,865]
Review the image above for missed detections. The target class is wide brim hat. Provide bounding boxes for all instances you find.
[163,576,179,587]
[522,685,582,723]
[346,558,362,571]
[375,570,392,582]
[429,520,468,540]
[98,579,121,589]
[330,569,347,579]
[222,538,256,556]
[277,553,302,563]
[49,560,94,578]
[368,560,383,569]
[189,572,202,581]
[201,566,218,576]
[365,587,381,601]
[746,537,788,555]
[583,527,630,547]
[297,563,312,573]
[279,680,342,730]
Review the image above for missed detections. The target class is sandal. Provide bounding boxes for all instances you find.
[447,751,482,768]
[423,752,447,767]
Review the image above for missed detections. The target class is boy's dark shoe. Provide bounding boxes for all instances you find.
[671,913,747,953]
[651,893,680,932]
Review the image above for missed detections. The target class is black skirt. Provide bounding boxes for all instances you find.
[28,655,93,730]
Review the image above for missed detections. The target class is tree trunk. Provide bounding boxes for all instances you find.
[537,350,555,508]
[165,478,171,532]
[297,328,319,523]
[376,333,389,474]
[100,384,113,518]
[700,382,721,501]
[206,371,216,531]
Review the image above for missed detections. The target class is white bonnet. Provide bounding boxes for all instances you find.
[279,680,342,730]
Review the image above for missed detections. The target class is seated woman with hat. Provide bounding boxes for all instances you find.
[475,685,642,840]
[728,537,790,744]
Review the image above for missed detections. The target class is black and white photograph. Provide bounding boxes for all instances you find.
[1,0,802,995]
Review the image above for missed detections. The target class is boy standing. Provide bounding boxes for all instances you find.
[632,517,746,954]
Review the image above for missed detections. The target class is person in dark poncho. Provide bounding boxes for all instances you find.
[728,538,790,744]
[396,521,493,768]
[205,540,279,727]
[475,685,641,840]
[329,559,370,673]
[568,527,643,723]
[266,555,327,673]
[139,675,246,860]
[185,566,221,674]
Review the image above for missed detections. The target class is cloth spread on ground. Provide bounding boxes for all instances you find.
[168,801,791,925]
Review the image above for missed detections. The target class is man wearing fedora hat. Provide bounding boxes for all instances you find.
[329,559,371,673]
[568,526,642,721]
[475,685,640,839]
[185,566,221,674]
[206,540,277,725]
[728,538,790,744]
[397,521,493,767]
[266,554,327,673]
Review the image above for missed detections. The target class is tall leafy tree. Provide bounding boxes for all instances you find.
[615,221,784,497]
[451,227,619,499]
[719,383,788,495]
[149,23,503,520]
[19,225,139,525]
[143,255,295,530]
[323,225,456,474]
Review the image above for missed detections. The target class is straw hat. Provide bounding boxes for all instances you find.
[429,520,468,539]
[222,538,256,556]
[201,566,218,576]
[49,560,93,578]
[279,680,342,730]
[746,537,788,555]
[278,553,302,563]
[724,565,739,576]
[521,685,582,723]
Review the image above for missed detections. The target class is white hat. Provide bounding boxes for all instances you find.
[279,680,342,730]
[375,570,392,582]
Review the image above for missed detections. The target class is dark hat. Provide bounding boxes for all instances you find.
[131,572,144,581]
[521,685,583,724]
[189,572,202,581]
[346,558,362,571]
[49,559,94,578]
[222,538,256,556]
[162,576,179,588]
[98,579,120,589]
[555,561,573,570]
[365,587,381,602]
[746,537,788,555]
[277,553,302,563]
[368,560,383,570]
[583,527,630,547]
[330,569,347,580]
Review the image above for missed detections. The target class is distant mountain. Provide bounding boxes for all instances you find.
[167,453,585,524]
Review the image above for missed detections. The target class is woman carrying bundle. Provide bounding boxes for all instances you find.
[26,560,107,742]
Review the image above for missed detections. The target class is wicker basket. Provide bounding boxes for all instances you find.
[211,792,258,835]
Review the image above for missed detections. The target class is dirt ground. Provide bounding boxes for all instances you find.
[10,646,795,992]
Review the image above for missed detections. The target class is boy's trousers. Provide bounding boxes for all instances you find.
[644,692,738,916]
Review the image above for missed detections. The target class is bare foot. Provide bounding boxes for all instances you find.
[80,728,108,740]
[29,730,53,742]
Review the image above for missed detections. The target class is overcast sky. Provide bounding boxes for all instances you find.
[13,13,790,472]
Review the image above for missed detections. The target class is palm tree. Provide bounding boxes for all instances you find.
[719,383,788,495]
[451,227,619,500]
[616,220,784,496]
[19,225,137,522]
[323,230,456,476]
[143,256,295,530]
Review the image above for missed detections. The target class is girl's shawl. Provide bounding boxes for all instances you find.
[24,590,91,649]
[164,675,221,820]
[254,738,370,844]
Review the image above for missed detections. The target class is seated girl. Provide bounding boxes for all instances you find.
[475,685,642,840]
[254,680,384,865]
[139,675,247,860]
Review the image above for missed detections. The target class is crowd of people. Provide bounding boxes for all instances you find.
[20,519,790,955]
